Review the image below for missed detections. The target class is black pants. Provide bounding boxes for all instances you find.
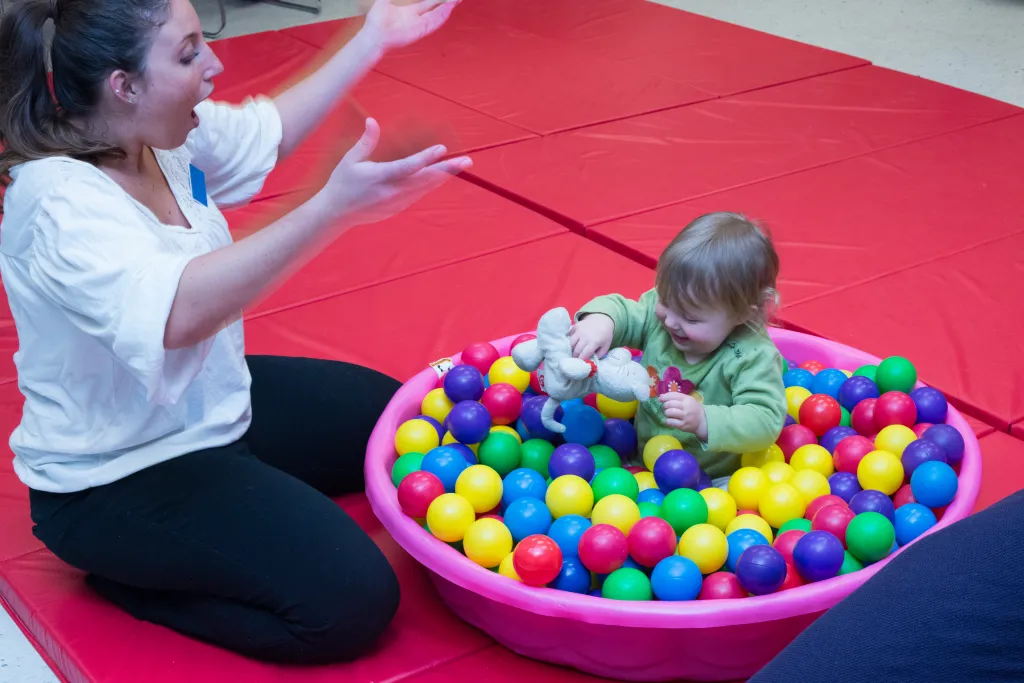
[28,356,402,665]
[751,489,1024,682]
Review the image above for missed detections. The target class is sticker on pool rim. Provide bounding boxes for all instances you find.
[429,358,454,379]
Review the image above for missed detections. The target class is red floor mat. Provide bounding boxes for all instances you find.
[465,67,1020,230]
[0,384,40,564]
[589,113,1024,306]
[973,431,1024,513]
[222,178,567,316]
[0,321,17,386]
[211,31,320,101]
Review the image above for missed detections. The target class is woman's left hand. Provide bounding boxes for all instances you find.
[362,0,460,53]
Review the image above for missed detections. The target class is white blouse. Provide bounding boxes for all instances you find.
[0,97,283,493]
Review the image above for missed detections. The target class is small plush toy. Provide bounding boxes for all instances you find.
[512,307,650,433]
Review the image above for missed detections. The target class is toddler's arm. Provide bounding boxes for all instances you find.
[575,289,658,352]
[701,347,786,455]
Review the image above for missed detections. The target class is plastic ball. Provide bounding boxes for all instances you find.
[725,527,770,573]
[498,551,522,582]
[894,503,938,545]
[758,483,806,529]
[828,471,862,503]
[520,439,555,478]
[520,396,559,441]
[910,461,958,508]
[776,424,818,459]
[633,471,657,492]
[578,524,629,574]
[875,356,917,394]
[741,444,786,468]
[910,387,948,424]
[736,545,787,595]
[805,494,848,520]
[628,516,678,567]
[421,446,470,492]
[592,467,640,502]
[792,530,844,581]
[546,475,595,518]
[726,513,774,544]
[661,488,709,535]
[463,518,513,567]
[799,394,843,437]
[447,401,493,445]
[901,439,948,477]
[790,444,835,478]
[479,383,523,426]
[455,465,504,513]
[699,571,746,600]
[874,424,917,457]
[600,419,637,459]
[442,432,478,457]
[490,424,522,443]
[778,561,806,590]
[785,386,812,420]
[395,419,441,457]
[845,511,895,563]
[874,392,917,430]
[696,469,713,491]
[727,467,770,511]
[444,364,485,403]
[811,368,849,400]
[638,488,666,506]
[421,387,455,424]
[849,489,896,524]
[549,443,596,481]
[601,567,652,600]
[509,333,536,351]
[391,452,425,487]
[501,468,548,509]
[789,469,831,505]
[461,342,501,375]
[772,529,805,564]
[637,501,661,519]
[545,514,591,559]
[653,449,701,493]
[762,461,796,485]
[560,403,605,447]
[839,550,864,575]
[837,375,880,412]
[850,398,878,436]
[922,424,966,465]
[426,493,476,542]
[677,523,728,574]
[643,435,684,471]
[591,494,641,535]
[857,450,905,495]
[513,534,563,586]
[893,483,916,509]
[397,470,445,518]
[783,368,815,389]
[489,356,530,393]
[651,556,704,601]
[811,502,856,545]
[833,435,876,473]
[503,496,552,542]
[596,394,638,420]
[912,423,932,438]
[589,444,622,471]
[820,426,858,454]
[699,487,738,531]
[477,432,522,477]
[779,517,813,535]
[550,556,592,594]
[800,360,826,375]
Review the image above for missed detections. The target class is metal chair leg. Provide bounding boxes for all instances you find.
[202,0,227,39]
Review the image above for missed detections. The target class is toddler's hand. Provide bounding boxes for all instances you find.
[569,313,615,360]
[659,392,708,441]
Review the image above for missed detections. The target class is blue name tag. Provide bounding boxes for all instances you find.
[189,164,208,206]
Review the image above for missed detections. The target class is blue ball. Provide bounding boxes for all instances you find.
[547,514,591,558]
[637,488,666,506]
[725,528,769,573]
[821,426,858,453]
[811,368,848,400]
[560,403,605,447]
[650,556,703,601]
[502,468,548,509]
[621,556,649,574]
[550,557,592,594]
[589,588,603,597]
[420,445,469,492]
[503,497,552,543]
[448,442,478,465]
[894,503,938,546]
[783,368,815,390]
[515,418,532,442]
[910,461,959,508]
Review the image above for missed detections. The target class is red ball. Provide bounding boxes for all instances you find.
[798,394,843,437]
[461,342,501,376]
[776,424,818,460]
[778,561,805,591]
[625,465,645,474]
[578,524,629,574]
[811,503,856,546]
[510,333,536,351]
[699,572,747,600]
[773,529,806,564]
[529,369,545,395]
[737,509,758,517]
[874,391,918,430]
[397,470,445,518]
[584,393,599,410]
[513,535,564,586]
[850,399,878,436]
[435,374,446,389]
[627,517,677,568]
[833,435,876,473]
[893,484,916,508]
[805,494,848,521]
[800,360,826,375]
[480,383,523,426]
[912,423,933,438]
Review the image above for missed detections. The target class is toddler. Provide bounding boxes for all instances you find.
[571,212,786,481]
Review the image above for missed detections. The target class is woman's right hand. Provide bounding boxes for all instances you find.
[323,117,471,225]
[569,313,615,360]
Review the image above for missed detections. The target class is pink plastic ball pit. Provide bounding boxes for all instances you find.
[365,328,981,682]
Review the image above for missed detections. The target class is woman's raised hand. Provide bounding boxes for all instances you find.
[361,0,460,52]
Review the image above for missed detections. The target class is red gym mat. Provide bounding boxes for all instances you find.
[0,321,16,386]
[222,178,567,317]
[972,431,1024,513]
[590,113,1024,305]
[465,66,1021,230]
[211,31,320,101]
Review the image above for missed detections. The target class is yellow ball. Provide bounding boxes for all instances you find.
[726,513,773,544]
[857,450,905,495]
[761,461,795,485]
[699,487,737,531]
[546,475,595,518]
[498,551,522,582]
[443,431,479,454]
[741,444,785,469]
[634,471,657,492]
[426,493,476,542]
[591,494,641,534]
[758,483,807,529]
[421,388,454,424]
[455,464,503,513]
[875,425,917,457]
[677,523,728,574]
[841,369,853,377]
[488,356,530,393]
[463,518,513,568]
[786,386,812,420]
[490,425,522,443]
[790,444,835,478]
[395,418,440,456]
[790,469,831,505]
[727,467,770,511]
[643,435,683,471]
[596,394,638,420]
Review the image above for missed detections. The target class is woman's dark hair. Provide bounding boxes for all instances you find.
[0,0,169,189]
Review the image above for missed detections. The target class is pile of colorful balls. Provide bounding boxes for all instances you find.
[389,337,965,601]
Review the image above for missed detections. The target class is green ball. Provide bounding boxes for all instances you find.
[601,567,652,601]
[589,444,622,471]
[853,364,878,381]
[592,467,640,502]
[520,439,555,479]
[391,452,424,487]
[875,356,917,394]
[659,488,708,535]
[779,517,812,535]
[840,406,852,427]
[477,433,522,477]
[638,501,661,518]
[845,511,895,563]
[839,550,864,575]
[781,357,789,375]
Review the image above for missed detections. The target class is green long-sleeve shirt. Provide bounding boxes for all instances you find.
[577,289,787,479]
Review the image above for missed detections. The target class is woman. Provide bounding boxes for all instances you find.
[0,0,469,665]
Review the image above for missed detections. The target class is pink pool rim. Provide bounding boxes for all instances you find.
[365,328,982,682]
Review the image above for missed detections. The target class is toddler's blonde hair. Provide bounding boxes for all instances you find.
[655,212,780,327]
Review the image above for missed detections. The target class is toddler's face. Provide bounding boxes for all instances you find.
[655,299,739,361]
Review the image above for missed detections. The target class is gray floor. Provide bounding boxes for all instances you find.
[3,1,1023,681]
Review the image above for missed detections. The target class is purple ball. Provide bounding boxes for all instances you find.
[849,489,896,524]
[653,450,701,493]
[443,364,485,403]
[448,442,478,465]
[521,395,558,441]
[446,401,492,444]
[549,443,596,481]
[696,469,713,491]
[735,545,787,595]
[414,415,444,441]
[784,414,796,427]
[820,426,858,453]
[828,471,862,503]
[792,530,845,582]
[909,387,948,425]
[600,418,637,459]
[921,423,965,465]
[837,375,880,412]
[901,439,947,477]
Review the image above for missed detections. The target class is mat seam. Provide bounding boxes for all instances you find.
[377,643,494,683]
